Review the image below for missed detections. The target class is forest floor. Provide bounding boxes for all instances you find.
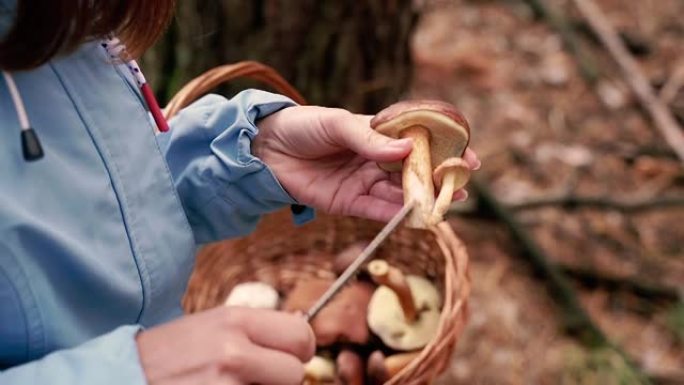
[408,0,684,384]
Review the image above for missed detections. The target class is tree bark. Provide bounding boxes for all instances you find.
[143,0,417,113]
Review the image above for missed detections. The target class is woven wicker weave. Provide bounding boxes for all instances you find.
[165,62,470,385]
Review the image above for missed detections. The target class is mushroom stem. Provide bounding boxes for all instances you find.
[384,351,421,378]
[366,351,421,384]
[431,171,457,224]
[400,125,435,228]
[431,157,471,225]
[368,260,417,323]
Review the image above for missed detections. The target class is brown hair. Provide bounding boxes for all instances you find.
[0,0,176,70]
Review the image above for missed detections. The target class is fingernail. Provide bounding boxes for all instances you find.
[456,190,469,202]
[473,160,482,171]
[388,138,413,150]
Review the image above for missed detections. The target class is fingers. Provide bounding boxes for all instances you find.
[228,344,305,385]
[347,195,404,222]
[463,148,481,170]
[326,113,413,163]
[368,179,404,204]
[230,308,315,363]
[453,189,468,202]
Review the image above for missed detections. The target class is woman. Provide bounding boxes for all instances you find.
[0,1,480,384]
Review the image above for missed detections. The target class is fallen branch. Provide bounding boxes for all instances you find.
[469,178,652,384]
[519,0,600,84]
[557,264,681,302]
[571,0,684,163]
[659,63,684,106]
[507,195,684,213]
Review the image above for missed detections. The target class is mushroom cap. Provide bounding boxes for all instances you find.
[384,351,421,378]
[304,356,336,385]
[433,157,471,191]
[223,281,279,309]
[283,279,373,346]
[335,350,364,385]
[366,351,389,385]
[367,275,442,351]
[371,100,470,172]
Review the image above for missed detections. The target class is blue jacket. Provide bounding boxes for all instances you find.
[0,4,307,383]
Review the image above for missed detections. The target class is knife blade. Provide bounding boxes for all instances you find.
[304,201,414,322]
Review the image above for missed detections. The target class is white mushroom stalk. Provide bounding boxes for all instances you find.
[398,125,435,228]
[431,157,471,224]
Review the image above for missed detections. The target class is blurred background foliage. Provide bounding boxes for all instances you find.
[144,0,416,112]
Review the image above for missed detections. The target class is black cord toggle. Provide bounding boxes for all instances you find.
[21,128,44,161]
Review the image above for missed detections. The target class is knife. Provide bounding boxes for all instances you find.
[304,201,414,321]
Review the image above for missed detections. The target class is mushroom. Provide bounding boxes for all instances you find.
[431,157,470,223]
[333,241,370,276]
[367,260,441,351]
[223,281,279,309]
[367,350,422,384]
[366,351,389,385]
[367,260,417,322]
[304,356,336,385]
[283,278,373,346]
[335,349,364,385]
[371,100,470,228]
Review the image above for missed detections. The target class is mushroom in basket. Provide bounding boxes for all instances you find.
[303,355,335,385]
[366,259,441,352]
[283,278,373,346]
[223,281,279,309]
[367,350,422,385]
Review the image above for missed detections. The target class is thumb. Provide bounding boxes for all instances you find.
[333,115,413,162]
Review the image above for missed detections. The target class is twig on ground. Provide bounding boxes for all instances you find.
[557,263,681,302]
[506,195,684,213]
[659,63,684,106]
[570,0,684,163]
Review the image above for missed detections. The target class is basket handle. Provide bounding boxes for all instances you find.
[163,61,307,119]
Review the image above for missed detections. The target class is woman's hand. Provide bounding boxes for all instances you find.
[254,106,481,222]
[136,307,315,385]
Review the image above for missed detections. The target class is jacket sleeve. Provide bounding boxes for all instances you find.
[1,326,147,384]
[156,89,310,244]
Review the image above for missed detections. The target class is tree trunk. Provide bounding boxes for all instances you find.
[143,0,417,113]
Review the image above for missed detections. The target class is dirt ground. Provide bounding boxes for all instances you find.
[408,0,684,383]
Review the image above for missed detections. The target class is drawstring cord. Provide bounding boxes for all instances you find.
[102,37,169,133]
[2,37,169,162]
[2,71,44,161]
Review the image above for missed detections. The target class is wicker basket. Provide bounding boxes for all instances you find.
[165,62,470,385]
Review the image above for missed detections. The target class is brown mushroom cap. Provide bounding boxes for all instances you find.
[433,157,471,191]
[366,351,389,385]
[335,350,364,385]
[371,100,470,172]
[283,279,373,346]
